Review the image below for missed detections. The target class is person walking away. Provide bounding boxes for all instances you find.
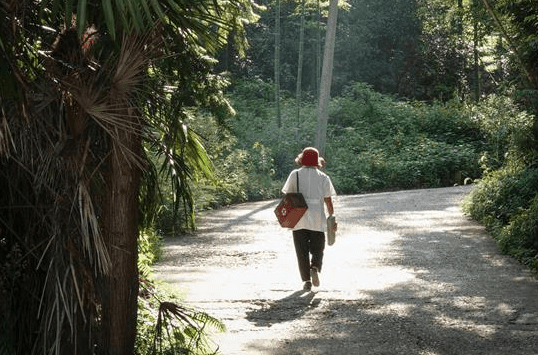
[282,147,337,291]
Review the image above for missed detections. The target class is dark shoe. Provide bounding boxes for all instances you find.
[310,267,320,287]
[303,281,312,291]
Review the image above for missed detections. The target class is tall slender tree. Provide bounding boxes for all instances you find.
[316,0,322,97]
[472,0,482,101]
[275,0,282,127]
[316,0,339,154]
[296,0,306,135]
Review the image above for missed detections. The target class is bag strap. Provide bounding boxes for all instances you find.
[296,171,299,192]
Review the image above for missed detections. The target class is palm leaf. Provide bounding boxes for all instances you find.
[76,0,88,36]
[101,0,116,39]
[153,300,225,355]
[0,114,15,157]
[78,183,110,274]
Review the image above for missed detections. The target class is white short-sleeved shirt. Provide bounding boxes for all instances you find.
[281,166,337,232]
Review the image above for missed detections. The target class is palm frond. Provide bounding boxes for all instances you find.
[112,34,150,97]
[78,182,110,274]
[40,0,258,55]
[0,112,15,157]
[153,300,226,355]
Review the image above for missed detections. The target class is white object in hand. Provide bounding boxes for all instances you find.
[327,215,336,246]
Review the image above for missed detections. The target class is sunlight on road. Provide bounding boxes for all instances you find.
[155,187,538,355]
[321,229,416,298]
[157,226,421,301]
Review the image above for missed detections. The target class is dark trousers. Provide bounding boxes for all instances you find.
[293,229,325,282]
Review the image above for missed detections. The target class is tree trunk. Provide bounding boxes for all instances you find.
[275,0,281,128]
[316,0,322,98]
[296,0,306,139]
[457,0,465,101]
[473,5,480,102]
[315,0,338,155]
[100,117,141,355]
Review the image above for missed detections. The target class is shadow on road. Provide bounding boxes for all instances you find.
[197,200,279,235]
[246,290,319,327]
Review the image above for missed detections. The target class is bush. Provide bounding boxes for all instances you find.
[228,82,319,180]
[225,80,487,196]
[138,228,164,278]
[501,194,538,271]
[462,92,538,274]
[326,82,485,192]
[467,94,537,171]
[463,162,538,273]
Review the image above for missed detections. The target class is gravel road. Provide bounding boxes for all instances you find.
[154,185,538,354]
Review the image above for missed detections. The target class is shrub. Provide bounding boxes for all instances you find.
[326,82,484,192]
[138,228,164,278]
[501,194,538,271]
[461,92,538,273]
[194,79,488,200]
[463,163,538,273]
[467,94,536,171]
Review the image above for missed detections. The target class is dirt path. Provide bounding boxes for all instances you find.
[154,186,538,354]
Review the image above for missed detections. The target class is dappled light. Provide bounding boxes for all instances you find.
[155,186,538,354]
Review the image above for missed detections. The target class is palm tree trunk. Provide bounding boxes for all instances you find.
[100,121,141,355]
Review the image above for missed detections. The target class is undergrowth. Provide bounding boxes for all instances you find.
[462,94,538,275]
[137,229,225,355]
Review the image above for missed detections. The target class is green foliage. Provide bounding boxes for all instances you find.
[180,79,486,203]
[2,0,262,353]
[333,0,422,97]
[138,228,164,279]
[189,105,283,210]
[326,82,485,192]
[228,79,320,176]
[463,163,538,273]
[501,194,538,271]
[467,94,537,172]
[136,279,225,355]
[223,0,510,102]
[462,89,538,274]
[137,226,224,355]
[497,0,538,95]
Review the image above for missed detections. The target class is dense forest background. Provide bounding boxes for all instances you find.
[1,0,537,354]
[181,0,538,280]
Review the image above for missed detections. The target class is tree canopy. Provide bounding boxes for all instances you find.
[0,0,259,354]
